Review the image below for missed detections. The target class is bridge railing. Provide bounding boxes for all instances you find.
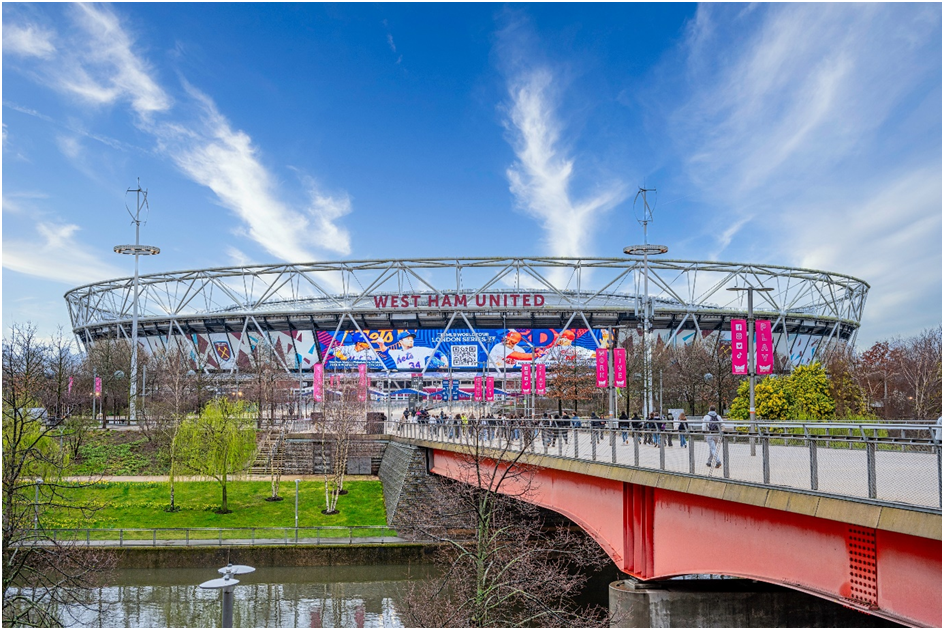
[385,419,942,511]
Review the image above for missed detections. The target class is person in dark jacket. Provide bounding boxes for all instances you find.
[618,412,630,445]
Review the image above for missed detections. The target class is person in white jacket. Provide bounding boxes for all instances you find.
[702,405,724,469]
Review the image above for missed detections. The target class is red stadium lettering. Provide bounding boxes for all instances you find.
[490,295,501,307]
[476,294,487,307]
[428,295,439,307]
[510,294,519,306]
[522,294,531,307]
[454,294,467,307]
[374,296,389,308]
[441,294,452,307]
[534,294,545,306]
[412,295,420,307]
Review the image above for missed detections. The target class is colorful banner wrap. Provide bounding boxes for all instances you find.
[94,377,102,395]
[756,320,774,375]
[731,320,748,375]
[474,376,483,401]
[535,364,546,396]
[357,364,367,402]
[485,376,495,402]
[313,364,323,401]
[595,348,608,388]
[521,364,532,394]
[614,348,627,388]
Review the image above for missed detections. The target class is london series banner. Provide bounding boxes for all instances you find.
[485,376,495,402]
[521,363,532,394]
[313,364,323,401]
[474,376,483,401]
[357,364,367,402]
[614,347,627,388]
[535,364,546,395]
[731,320,748,375]
[595,348,608,387]
[756,320,774,375]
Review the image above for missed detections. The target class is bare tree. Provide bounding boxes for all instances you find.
[315,370,367,514]
[896,327,942,420]
[545,358,596,416]
[3,324,115,627]
[396,430,609,627]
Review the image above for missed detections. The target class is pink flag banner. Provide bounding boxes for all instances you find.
[521,364,532,394]
[614,348,627,387]
[731,320,748,375]
[357,364,368,402]
[535,364,546,396]
[68,376,73,394]
[473,376,483,402]
[94,377,102,395]
[595,348,608,388]
[756,320,774,375]
[313,364,323,401]
[485,376,495,402]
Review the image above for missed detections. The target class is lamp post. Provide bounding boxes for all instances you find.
[199,563,255,628]
[624,188,667,420]
[34,478,43,530]
[727,285,773,456]
[114,180,160,425]
[295,479,300,530]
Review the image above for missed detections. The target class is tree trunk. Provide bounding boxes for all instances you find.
[221,476,228,512]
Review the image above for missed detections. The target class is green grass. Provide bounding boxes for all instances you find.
[69,431,169,476]
[45,480,391,539]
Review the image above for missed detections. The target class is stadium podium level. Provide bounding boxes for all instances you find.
[66,257,940,625]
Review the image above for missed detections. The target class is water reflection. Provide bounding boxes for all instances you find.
[59,565,434,628]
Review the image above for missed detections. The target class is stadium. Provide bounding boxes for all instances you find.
[64,256,869,396]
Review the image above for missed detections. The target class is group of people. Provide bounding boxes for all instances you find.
[398,405,727,469]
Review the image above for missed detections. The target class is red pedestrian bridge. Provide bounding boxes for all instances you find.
[392,421,942,627]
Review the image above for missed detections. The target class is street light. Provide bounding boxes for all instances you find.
[114,180,160,425]
[199,563,255,628]
[295,479,301,530]
[727,284,773,456]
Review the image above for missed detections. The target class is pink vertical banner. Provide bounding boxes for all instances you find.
[357,364,367,402]
[94,377,102,395]
[535,364,546,396]
[485,376,495,402]
[731,319,748,375]
[313,364,323,401]
[756,320,774,375]
[614,348,627,387]
[521,363,532,394]
[473,376,483,402]
[595,348,608,388]
[68,376,73,394]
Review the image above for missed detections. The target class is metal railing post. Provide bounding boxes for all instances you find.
[611,428,616,464]
[689,435,695,474]
[153,529,157,546]
[722,435,730,479]
[86,529,90,546]
[762,433,770,485]
[219,529,223,546]
[658,438,665,470]
[866,440,877,499]
[252,528,255,546]
[809,435,819,491]
[186,529,189,546]
[938,444,942,509]
[119,529,123,547]
[591,430,597,461]
[634,433,639,467]
[295,527,299,544]
[574,428,579,459]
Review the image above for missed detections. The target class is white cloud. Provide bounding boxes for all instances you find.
[504,69,627,259]
[3,23,56,58]
[3,222,125,285]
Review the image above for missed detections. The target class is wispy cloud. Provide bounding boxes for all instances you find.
[3,3,354,271]
[666,3,941,343]
[3,23,56,58]
[504,69,626,259]
[3,222,125,285]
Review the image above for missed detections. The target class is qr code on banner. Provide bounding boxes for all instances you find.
[451,345,478,368]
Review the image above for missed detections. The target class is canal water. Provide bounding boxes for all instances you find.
[54,565,434,628]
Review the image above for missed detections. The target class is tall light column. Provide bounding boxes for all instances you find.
[114,180,159,424]
[728,284,772,456]
[624,187,666,419]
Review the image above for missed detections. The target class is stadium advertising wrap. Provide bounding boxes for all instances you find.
[317,327,600,373]
[731,320,748,375]
[756,320,774,375]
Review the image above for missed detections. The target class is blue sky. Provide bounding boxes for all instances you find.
[3,3,941,348]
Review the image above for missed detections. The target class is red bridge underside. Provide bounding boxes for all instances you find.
[430,449,942,628]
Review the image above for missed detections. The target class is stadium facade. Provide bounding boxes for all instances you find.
[65,257,868,387]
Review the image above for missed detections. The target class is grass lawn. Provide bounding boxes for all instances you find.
[69,430,170,476]
[46,480,392,540]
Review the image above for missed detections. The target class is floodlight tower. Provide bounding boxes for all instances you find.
[624,188,667,419]
[114,180,160,424]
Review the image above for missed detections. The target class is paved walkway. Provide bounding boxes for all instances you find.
[63,474,380,483]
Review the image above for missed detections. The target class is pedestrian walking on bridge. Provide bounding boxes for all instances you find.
[702,406,724,468]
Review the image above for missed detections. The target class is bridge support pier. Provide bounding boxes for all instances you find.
[608,578,899,628]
